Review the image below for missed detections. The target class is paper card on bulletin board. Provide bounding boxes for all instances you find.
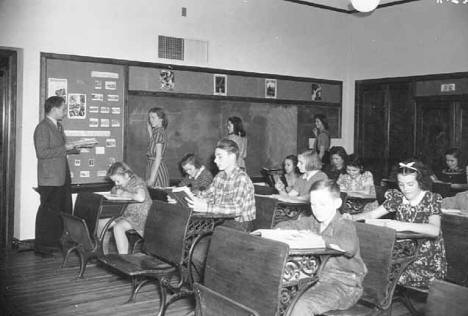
[44,58,125,185]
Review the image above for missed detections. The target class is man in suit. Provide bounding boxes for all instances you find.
[33,96,79,255]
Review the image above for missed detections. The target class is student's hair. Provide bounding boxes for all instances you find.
[395,159,433,191]
[180,153,202,169]
[227,116,246,137]
[148,107,168,129]
[284,154,300,175]
[444,148,464,167]
[299,150,322,171]
[329,146,348,165]
[310,179,341,199]
[216,138,239,159]
[107,161,135,178]
[346,154,365,174]
[44,96,65,114]
[313,114,329,130]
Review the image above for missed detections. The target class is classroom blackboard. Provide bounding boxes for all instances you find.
[125,93,299,178]
[43,57,125,185]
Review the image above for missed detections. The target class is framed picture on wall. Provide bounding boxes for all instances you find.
[214,74,227,96]
[265,79,277,98]
[311,83,322,101]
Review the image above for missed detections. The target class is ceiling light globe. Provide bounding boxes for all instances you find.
[351,0,380,12]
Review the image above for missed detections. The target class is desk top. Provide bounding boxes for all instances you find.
[396,231,435,240]
[191,212,238,220]
[288,247,345,256]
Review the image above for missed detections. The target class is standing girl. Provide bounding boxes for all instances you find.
[354,160,446,289]
[312,114,330,163]
[146,107,169,188]
[226,116,247,170]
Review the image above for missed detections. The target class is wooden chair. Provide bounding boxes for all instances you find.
[194,226,289,316]
[425,279,468,316]
[290,222,401,316]
[98,200,193,315]
[442,213,468,286]
[254,195,279,229]
[60,192,104,278]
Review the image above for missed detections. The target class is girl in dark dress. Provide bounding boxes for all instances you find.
[312,114,330,163]
[323,146,348,181]
[434,148,468,194]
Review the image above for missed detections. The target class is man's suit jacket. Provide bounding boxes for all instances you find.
[34,117,68,186]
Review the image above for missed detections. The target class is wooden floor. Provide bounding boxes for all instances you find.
[0,248,422,316]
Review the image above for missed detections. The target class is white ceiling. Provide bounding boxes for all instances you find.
[285,0,419,12]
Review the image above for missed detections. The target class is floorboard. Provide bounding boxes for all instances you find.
[0,249,422,315]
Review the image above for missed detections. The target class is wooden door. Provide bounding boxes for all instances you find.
[415,100,452,171]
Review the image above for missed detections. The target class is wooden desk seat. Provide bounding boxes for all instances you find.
[254,195,280,229]
[425,279,468,316]
[442,213,468,287]
[194,226,290,316]
[319,222,399,316]
[98,200,193,315]
[60,192,104,278]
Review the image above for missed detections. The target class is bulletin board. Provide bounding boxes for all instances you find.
[40,54,126,185]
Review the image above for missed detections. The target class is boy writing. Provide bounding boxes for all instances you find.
[276,179,367,315]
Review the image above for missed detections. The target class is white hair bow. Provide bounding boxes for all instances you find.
[399,162,417,171]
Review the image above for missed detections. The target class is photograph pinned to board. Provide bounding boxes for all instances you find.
[105,81,117,90]
[80,170,90,178]
[265,79,277,99]
[311,83,322,101]
[100,118,110,128]
[213,74,227,96]
[91,71,119,79]
[91,93,104,101]
[68,94,86,119]
[111,119,120,127]
[106,138,116,147]
[97,170,107,177]
[48,78,67,102]
[95,146,105,155]
[160,69,175,90]
[107,94,119,102]
[70,171,74,178]
[100,106,110,114]
[89,118,99,127]
[94,80,102,90]
[111,107,121,114]
[74,159,81,167]
[89,106,99,113]
[88,158,95,167]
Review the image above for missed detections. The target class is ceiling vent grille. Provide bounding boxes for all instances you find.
[158,35,208,64]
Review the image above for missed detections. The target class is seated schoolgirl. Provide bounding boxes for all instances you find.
[323,146,348,181]
[433,148,468,193]
[337,154,378,213]
[275,150,328,202]
[353,160,447,289]
[275,154,301,193]
[177,153,213,194]
[98,162,152,254]
[275,180,367,315]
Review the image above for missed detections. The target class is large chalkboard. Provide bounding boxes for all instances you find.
[126,93,299,178]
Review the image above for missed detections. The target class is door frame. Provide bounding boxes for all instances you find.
[0,49,17,249]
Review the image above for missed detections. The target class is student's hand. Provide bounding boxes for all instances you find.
[166,196,177,204]
[146,178,155,187]
[341,213,353,220]
[186,196,208,212]
[114,188,124,196]
[275,181,285,192]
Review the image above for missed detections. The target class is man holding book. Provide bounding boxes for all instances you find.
[33,96,83,255]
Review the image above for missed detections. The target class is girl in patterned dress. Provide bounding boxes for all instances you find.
[145,107,170,188]
[353,160,446,289]
[337,154,378,214]
[105,162,152,254]
[177,153,213,194]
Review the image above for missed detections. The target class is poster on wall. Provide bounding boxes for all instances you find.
[265,79,277,99]
[214,74,227,96]
[47,78,68,102]
[311,83,322,101]
[68,94,87,119]
[160,69,175,90]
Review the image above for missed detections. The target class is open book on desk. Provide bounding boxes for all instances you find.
[252,229,325,249]
[98,192,133,201]
[162,186,193,209]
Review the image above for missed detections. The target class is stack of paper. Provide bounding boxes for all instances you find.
[253,229,325,249]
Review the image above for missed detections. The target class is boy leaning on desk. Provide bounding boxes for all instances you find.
[256,179,367,316]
